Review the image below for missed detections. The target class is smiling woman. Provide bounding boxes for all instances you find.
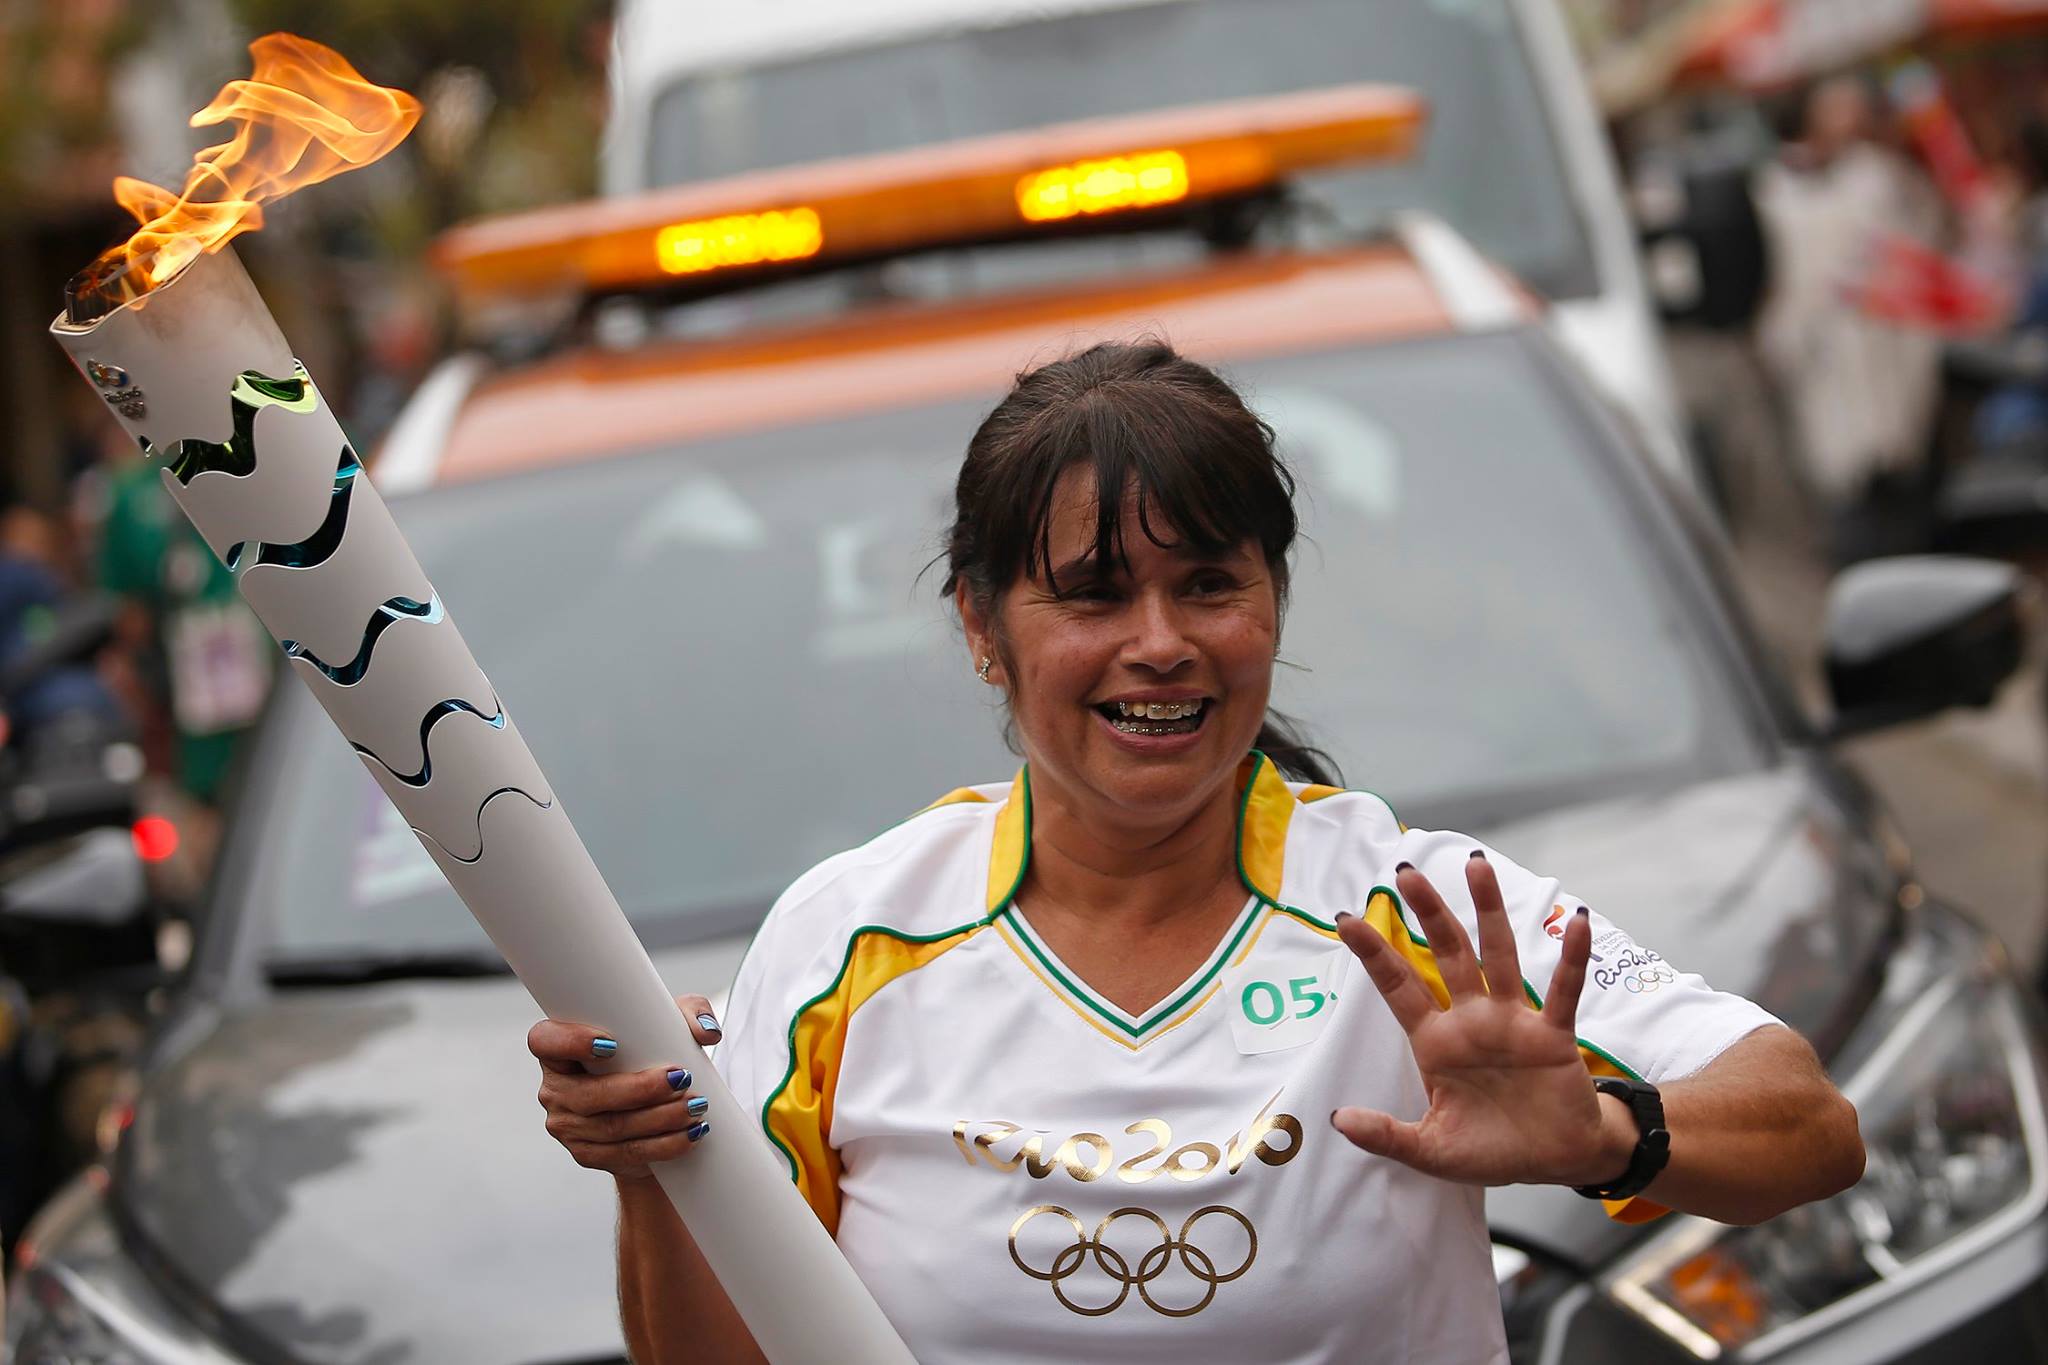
[524,338,1865,1364]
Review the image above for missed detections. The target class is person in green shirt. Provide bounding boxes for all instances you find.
[94,451,271,805]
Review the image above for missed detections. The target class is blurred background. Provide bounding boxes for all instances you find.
[1,1,2047,1360]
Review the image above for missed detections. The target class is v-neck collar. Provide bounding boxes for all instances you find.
[997,892,1263,1041]
[981,752,1301,1047]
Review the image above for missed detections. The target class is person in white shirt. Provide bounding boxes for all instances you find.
[528,340,1865,1363]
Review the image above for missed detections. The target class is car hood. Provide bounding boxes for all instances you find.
[116,760,1892,1360]
[118,934,749,1365]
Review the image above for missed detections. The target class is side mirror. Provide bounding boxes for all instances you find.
[1825,556,2029,739]
[0,827,147,929]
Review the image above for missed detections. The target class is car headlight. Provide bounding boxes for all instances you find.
[1607,963,2047,1359]
[4,1175,243,1365]
[7,1260,155,1364]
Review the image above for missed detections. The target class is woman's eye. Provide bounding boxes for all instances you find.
[1188,573,1235,597]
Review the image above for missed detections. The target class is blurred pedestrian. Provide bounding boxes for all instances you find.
[1755,75,1946,562]
[1971,115,2048,451]
[0,503,122,733]
[89,426,270,808]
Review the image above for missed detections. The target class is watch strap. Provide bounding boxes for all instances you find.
[1573,1075,1671,1202]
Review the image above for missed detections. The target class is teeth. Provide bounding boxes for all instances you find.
[1112,700,1204,720]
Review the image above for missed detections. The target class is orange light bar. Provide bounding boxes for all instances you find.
[433,84,1426,303]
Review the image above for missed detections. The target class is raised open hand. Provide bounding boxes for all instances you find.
[1332,853,1629,1190]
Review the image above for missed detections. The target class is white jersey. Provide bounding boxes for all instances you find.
[718,754,1779,1364]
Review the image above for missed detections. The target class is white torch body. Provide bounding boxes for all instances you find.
[51,246,915,1365]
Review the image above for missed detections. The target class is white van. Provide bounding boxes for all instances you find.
[600,0,1689,474]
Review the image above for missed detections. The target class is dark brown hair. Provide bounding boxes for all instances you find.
[941,338,1337,785]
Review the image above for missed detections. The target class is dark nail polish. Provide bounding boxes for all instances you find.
[687,1095,710,1117]
[590,1038,618,1059]
[688,1121,711,1142]
[1328,1109,1343,1128]
[696,1012,722,1037]
[1395,862,1415,873]
[1469,849,1486,861]
[1335,910,1357,924]
[1576,906,1590,919]
[667,1068,692,1092]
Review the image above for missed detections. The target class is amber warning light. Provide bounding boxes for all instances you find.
[1017,150,1189,222]
[657,207,824,275]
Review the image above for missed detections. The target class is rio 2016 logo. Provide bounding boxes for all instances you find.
[1595,947,1673,994]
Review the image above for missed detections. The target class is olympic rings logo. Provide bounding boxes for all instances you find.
[1623,966,1677,994]
[1007,1204,1257,1317]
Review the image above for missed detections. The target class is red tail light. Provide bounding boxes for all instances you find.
[132,815,178,862]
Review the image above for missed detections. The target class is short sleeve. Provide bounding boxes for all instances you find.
[714,850,985,1238]
[715,884,846,1233]
[1385,826,1783,1221]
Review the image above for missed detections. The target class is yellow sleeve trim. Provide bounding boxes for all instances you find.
[762,924,982,1234]
[918,787,992,814]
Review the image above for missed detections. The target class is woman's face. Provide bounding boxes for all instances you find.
[966,466,1279,831]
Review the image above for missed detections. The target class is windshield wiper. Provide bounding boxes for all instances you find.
[266,949,511,987]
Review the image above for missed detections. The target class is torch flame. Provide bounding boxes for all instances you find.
[76,33,419,310]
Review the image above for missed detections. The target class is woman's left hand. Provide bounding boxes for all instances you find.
[1331,854,1629,1190]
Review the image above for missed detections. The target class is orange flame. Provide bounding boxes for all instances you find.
[84,33,419,300]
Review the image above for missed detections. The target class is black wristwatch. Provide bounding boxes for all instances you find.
[1573,1075,1671,1202]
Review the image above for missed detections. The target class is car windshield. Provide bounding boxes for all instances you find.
[256,333,1757,968]
[645,0,1598,300]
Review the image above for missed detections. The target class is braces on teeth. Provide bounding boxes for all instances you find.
[1113,700,1203,720]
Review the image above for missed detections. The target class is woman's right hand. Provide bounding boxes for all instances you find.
[528,994,724,1182]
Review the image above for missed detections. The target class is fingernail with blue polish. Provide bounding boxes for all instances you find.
[697,1012,722,1037]
[667,1068,692,1092]
[1335,910,1357,924]
[688,1121,711,1142]
[591,1038,618,1059]
[1576,906,1590,920]
[687,1096,709,1117]
[1469,849,1486,861]
[1395,862,1415,873]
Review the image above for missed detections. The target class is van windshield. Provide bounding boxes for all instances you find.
[645,0,1599,299]
[253,333,1755,971]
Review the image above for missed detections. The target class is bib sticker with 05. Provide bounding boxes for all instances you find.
[1223,947,1346,1054]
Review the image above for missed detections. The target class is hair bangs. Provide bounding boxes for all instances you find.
[1013,380,1294,597]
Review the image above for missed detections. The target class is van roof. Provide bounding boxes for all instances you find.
[613,0,1183,80]
[606,0,1198,196]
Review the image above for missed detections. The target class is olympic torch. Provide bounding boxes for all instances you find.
[49,35,912,1364]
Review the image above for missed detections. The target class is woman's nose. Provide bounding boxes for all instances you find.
[1123,591,1197,672]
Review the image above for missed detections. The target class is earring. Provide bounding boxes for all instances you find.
[977,656,994,683]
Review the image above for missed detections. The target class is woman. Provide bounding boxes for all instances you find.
[529,342,1864,1363]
